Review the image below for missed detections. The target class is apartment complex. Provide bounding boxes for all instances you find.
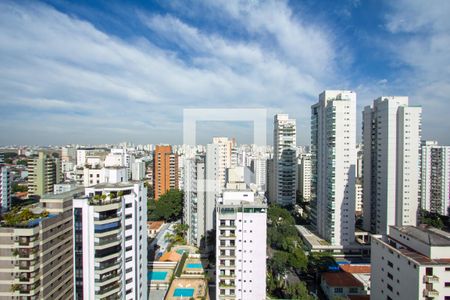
[153,145,178,200]
[0,189,78,299]
[298,153,312,202]
[215,190,267,300]
[273,114,297,206]
[371,226,450,300]
[311,90,357,246]
[73,180,148,300]
[363,97,422,234]
[28,152,62,197]
[420,141,450,216]
[0,166,12,212]
[183,156,206,246]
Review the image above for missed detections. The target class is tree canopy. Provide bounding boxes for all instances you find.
[148,189,183,222]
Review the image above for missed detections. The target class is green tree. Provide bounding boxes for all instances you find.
[12,183,28,193]
[148,189,183,221]
[285,281,313,300]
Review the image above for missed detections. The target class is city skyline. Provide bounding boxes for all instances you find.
[1,1,450,145]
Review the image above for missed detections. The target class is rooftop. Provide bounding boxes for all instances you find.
[339,264,371,274]
[393,225,450,246]
[322,272,363,287]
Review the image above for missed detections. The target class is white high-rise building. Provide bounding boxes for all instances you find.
[311,90,357,246]
[205,137,235,235]
[298,153,312,202]
[363,96,422,234]
[420,141,450,216]
[73,174,147,300]
[215,190,267,300]
[371,226,450,300]
[251,158,267,192]
[0,165,12,212]
[184,156,206,247]
[273,114,297,206]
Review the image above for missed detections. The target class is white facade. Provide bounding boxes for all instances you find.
[0,166,12,212]
[273,114,297,206]
[216,190,267,300]
[205,138,234,235]
[54,182,77,194]
[131,160,146,181]
[183,156,206,247]
[73,181,147,300]
[311,90,356,246]
[420,141,450,216]
[363,96,422,234]
[298,153,312,202]
[251,158,267,192]
[371,226,450,300]
[355,180,363,214]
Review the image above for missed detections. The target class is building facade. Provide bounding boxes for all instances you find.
[363,96,422,234]
[153,145,178,200]
[371,226,450,300]
[420,141,450,216]
[298,153,312,202]
[0,166,12,212]
[73,180,147,300]
[311,90,357,246]
[215,190,267,300]
[273,114,297,206]
[28,152,62,197]
[0,189,78,299]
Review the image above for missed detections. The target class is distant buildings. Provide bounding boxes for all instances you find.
[27,151,62,197]
[0,165,12,212]
[153,145,178,200]
[363,97,422,234]
[215,189,267,300]
[0,189,78,299]
[311,90,357,246]
[73,179,148,300]
[420,141,450,216]
[371,226,450,300]
[273,114,297,206]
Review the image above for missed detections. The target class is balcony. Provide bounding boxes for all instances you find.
[424,275,439,283]
[423,289,439,297]
[219,234,236,240]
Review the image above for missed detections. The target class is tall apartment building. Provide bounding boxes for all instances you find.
[310,90,357,246]
[153,145,178,200]
[371,226,450,300]
[183,156,206,247]
[0,166,12,212]
[363,96,422,234]
[0,189,79,299]
[420,141,450,216]
[250,158,267,192]
[205,138,235,235]
[273,114,297,206]
[215,190,267,300]
[298,153,312,202]
[73,179,147,300]
[28,152,62,197]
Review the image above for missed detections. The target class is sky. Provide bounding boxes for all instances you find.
[1,0,449,146]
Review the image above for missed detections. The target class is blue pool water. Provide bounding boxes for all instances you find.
[176,249,186,255]
[173,288,194,297]
[148,271,168,281]
[186,263,202,269]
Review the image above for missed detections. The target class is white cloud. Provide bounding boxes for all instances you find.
[0,1,343,145]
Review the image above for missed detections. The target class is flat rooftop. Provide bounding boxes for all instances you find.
[394,226,450,246]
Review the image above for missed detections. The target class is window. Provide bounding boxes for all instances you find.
[349,287,358,293]
[387,284,393,291]
[387,261,393,268]
[334,287,343,293]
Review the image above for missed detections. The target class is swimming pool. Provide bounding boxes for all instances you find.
[186,263,203,269]
[176,249,186,255]
[148,271,168,281]
[173,287,194,297]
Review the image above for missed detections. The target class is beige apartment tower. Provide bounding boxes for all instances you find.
[28,152,62,197]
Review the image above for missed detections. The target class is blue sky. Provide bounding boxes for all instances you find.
[1,0,449,146]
